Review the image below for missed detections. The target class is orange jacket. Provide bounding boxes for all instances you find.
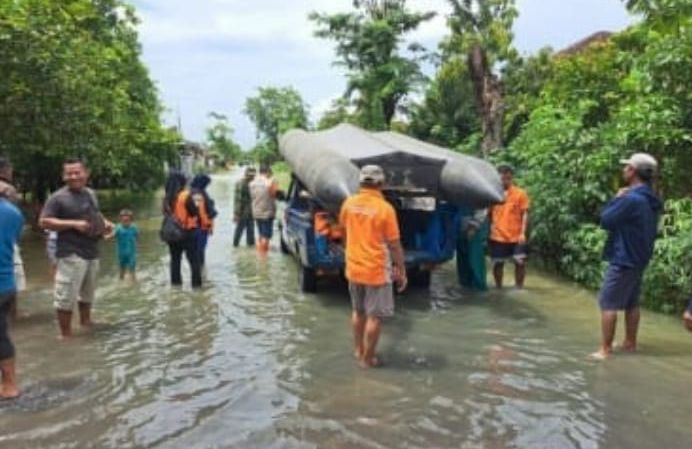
[174,190,198,230]
[197,195,214,231]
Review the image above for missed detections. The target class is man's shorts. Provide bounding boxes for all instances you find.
[118,252,137,270]
[256,219,274,239]
[489,240,528,265]
[54,254,100,311]
[599,264,644,311]
[349,282,394,318]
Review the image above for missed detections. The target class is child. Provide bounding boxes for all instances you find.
[111,209,139,281]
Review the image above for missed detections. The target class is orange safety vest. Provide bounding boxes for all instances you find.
[197,196,214,231]
[174,190,198,230]
[314,211,344,241]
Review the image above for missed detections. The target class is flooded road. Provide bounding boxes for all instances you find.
[2,171,691,449]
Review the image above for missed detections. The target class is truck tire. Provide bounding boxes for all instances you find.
[280,234,290,255]
[300,265,317,293]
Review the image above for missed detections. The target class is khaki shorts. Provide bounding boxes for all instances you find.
[54,254,100,311]
[349,282,394,318]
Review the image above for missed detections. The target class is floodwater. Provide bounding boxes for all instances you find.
[1,171,691,449]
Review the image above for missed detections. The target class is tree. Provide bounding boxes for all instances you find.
[316,98,357,130]
[409,57,479,150]
[310,0,434,130]
[205,112,242,165]
[442,0,518,156]
[243,86,309,163]
[0,0,175,201]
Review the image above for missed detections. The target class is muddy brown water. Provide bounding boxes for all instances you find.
[1,171,691,449]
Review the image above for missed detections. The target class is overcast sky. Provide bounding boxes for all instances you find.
[130,0,634,149]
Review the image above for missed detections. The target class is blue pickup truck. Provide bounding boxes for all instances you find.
[279,175,462,293]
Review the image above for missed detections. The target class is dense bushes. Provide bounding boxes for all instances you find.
[504,8,692,312]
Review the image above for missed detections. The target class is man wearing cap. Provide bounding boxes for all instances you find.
[340,165,407,368]
[592,153,662,359]
[233,167,256,248]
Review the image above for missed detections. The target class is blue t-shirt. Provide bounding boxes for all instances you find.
[0,199,24,294]
[115,224,139,258]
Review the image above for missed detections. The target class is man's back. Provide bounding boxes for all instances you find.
[340,188,400,286]
[249,175,277,220]
[0,199,23,293]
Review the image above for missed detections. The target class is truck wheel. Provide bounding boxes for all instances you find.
[409,269,431,288]
[280,234,290,255]
[300,265,317,293]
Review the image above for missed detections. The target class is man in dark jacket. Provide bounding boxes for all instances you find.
[233,167,256,247]
[592,153,662,359]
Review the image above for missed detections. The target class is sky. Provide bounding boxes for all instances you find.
[130,0,634,149]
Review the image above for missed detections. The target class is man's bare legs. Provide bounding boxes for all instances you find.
[493,263,504,289]
[0,357,19,399]
[593,310,618,359]
[78,302,92,327]
[362,317,382,368]
[515,262,526,288]
[57,310,72,339]
[622,307,640,352]
[351,311,366,359]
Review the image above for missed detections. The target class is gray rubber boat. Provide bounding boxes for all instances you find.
[279,124,503,212]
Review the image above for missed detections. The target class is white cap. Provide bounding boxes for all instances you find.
[359,165,385,185]
[620,153,658,172]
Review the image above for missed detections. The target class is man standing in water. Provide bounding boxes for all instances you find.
[0,192,23,399]
[233,167,256,247]
[249,165,279,253]
[593,153,662,359]
[40,159,113,338]
[340,165,407,368]
[489,165,530,289]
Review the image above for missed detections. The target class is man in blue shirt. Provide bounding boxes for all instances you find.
[0,197,24,399]
[592,153,662,360]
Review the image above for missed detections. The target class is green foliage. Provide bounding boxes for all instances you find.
[205,112,242,164]
[442,0,518,64]
[409,57,479,149]
[506,9,692,312]
[0,0,175,200]
[244,86,309,163]
[317,98,358,130]
[310,0,434,129]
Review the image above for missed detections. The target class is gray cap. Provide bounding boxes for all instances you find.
[620,153,658,172]
[359,164,385,185]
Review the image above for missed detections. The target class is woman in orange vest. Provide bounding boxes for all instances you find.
[163,171,202,288]
[191,174,217,268]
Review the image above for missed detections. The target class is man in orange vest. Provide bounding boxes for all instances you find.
[340,165,407,368]
[489,165,530,289]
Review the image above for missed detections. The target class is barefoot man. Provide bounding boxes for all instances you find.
[593,153,662,359]
[0,194,24,399]
[340,165,407,368]
[39,158,113,338]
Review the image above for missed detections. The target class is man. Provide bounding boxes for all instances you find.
[0,194,24,399]
[249,165,279,253]
[593,153,662,359]
[489,165,530,289]
[339,165,407,368]
[39,158,114,338]
[233,167,256,247]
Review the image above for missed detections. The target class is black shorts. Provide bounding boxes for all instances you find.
[489,240,528,265]
[599,264,644,311]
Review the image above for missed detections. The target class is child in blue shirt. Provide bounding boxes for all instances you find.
[111,209,139,281]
